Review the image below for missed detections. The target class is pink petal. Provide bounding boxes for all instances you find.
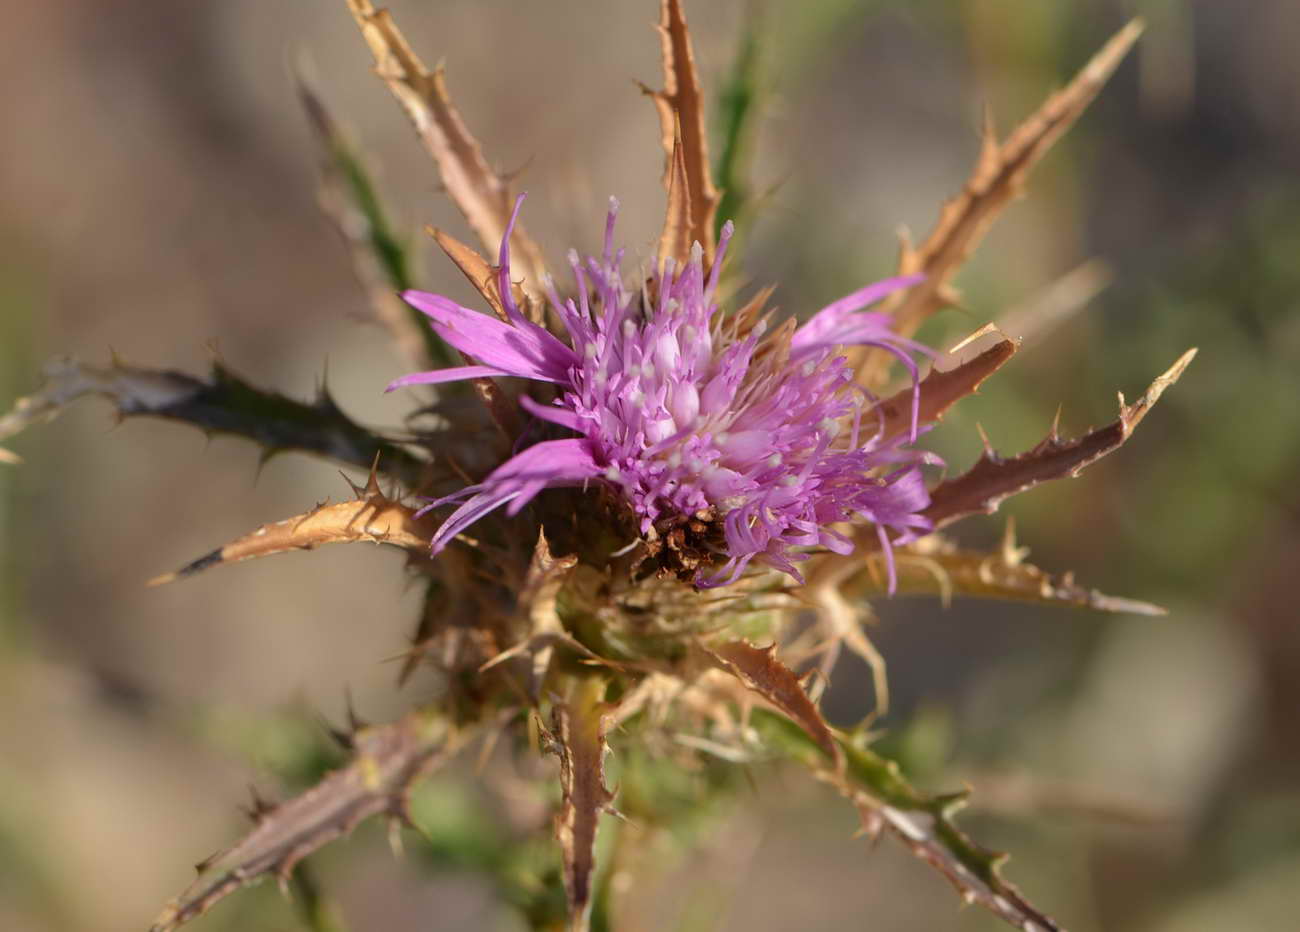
[402,290,575,383]
[386,365,512,392]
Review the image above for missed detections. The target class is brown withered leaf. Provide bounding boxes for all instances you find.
[548,679,618,932]
[799,564,892,718]
[429,226,508,321]
[657,132,696,272]
[645,0,720,264]
[850,523,1165,616]
[860,19,1142,384]
[148,469,433,586]
[924,348,1195,530]
[874,327,1017,443]
[150,710,453,932]
[478,531,583,701]
[704,640,842,768]
[346,0,548,312]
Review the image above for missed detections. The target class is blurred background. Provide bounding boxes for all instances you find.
[2,1,1298,929]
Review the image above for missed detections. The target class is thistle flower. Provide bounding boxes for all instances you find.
[390,195,935,586]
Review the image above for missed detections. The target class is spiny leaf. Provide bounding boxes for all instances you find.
[295,60,449,371]
[148,469,433,586]
[799,561,892,718]
[859,19,1143,384]
[657,132,695,274]
[751,710,1062,932]
[150,710,454,932]
[547,678,618,932]
[703,640,841,768]
[345,0,549,314]
[645,0,721,265]
[478,531,581,702]
[850,523,1165,616]
[0,356,428,487]
[428,226,508,321]
[924,348,1194,529]
[874,327,1017,444]
[420,226,529,437]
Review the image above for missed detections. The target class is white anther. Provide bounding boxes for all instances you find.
[818,418,841,439]
[766,453,782,468]
[690,240,703,264]
[567,248,580,266]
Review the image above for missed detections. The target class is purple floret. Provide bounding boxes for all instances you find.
[389,195,936,587]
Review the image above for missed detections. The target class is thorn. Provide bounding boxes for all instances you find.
[1050,404,1064,442]
[146,547,224,587]
[275,861,294,899]
[345,687,368,735]
[979,101,999,151]
[243,784,277,823]
[936,788,971,818]
[321,713,355,751]
[366,450,384,497]
[975,422,993,455]
[254,447,281,483]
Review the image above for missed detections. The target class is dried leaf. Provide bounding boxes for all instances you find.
[645,0,720,264]
[704,640,841,768]
[429,226,507,321]
[420,227,528,437]
[752,710,1062,932]
[924,349,1195,530]
[860,19,1142,383]
[549,678,618,932]
[657,133,695,273]
[850,524,1166,616]
[478,531,581,700]
[150,710,453,932]
[0,356,429,487]
[799,564,892,717]
[148,469,433,586]
[346,0,548,311]
[874,329,1017,443]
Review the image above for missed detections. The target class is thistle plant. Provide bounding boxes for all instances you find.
[0,2,1195,930]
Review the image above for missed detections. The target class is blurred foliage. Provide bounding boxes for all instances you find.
[3,1,1299,930]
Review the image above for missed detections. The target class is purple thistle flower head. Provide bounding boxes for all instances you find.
[390,195,936,587]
